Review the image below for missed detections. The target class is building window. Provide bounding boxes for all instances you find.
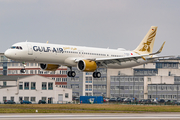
[65,93,69,98]
[24,82,29,90]
[31,97,36,102]
[148,78,151,82]
[19,82,23,90]
[30,70,33,74]
[31,82,36,90]
[48,82,53,90]
[3,96,6,101]
[89,85,92,91]
[3,81,6,86]
[30,63,34,66]
[86,77,92,83]
[42,82,47,90]
[140,78,144,82]
[24,97,29,101]
[85,85,88,91]
[42,97,46,101]
[11,97,14,101]
[19,97,23,101]
[71,84,79,88]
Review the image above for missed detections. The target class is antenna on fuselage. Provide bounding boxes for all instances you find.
[26,40,28,42]
[46,41,49,44]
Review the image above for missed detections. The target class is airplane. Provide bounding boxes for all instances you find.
[4,26,166,78]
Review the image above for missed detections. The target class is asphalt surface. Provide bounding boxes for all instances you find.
[0,113,180,120]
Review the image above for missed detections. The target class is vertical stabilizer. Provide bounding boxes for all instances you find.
[133,26,158,55]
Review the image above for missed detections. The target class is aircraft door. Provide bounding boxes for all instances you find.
[27,44,33,55]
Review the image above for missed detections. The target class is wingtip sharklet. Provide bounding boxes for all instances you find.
[158,41,166,53]
[149,41,166,55]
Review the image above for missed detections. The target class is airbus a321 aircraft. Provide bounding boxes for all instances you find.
[4,26,166,78]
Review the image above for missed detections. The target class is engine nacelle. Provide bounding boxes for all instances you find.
[40,63,59,71]
[77,60,97,72]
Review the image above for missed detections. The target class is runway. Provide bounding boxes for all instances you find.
[0,113,180,120]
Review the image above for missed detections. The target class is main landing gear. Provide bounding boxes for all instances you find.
[67,67,76,77]
[93,72,101,78]
[20,62,26,73]
[67,67,101,78]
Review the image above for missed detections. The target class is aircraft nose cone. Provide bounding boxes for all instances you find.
[4,50,11,58]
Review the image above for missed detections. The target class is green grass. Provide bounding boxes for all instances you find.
[0,104,180,113]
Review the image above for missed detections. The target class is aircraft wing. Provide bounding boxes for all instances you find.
[94,54,150,67]
[94,42,166,66]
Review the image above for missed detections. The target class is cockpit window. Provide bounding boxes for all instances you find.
[11,46,16,49]
[10,46,23,50]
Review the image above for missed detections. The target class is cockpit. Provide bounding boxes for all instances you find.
[10,46,23,50]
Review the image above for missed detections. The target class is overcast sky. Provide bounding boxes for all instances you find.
[0,0,179,56]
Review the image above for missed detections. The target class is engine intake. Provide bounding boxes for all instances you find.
[40,63,59,71]
[78,60,97,72]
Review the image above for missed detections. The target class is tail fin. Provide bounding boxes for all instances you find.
[133,26,158,55]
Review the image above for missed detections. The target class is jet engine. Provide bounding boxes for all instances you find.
[40,63,59,71]
[77,60,97,72]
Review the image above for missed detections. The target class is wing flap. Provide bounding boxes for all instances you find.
[146,56,174,60]
[95,54,149,62]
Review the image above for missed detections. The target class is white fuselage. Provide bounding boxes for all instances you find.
[4,42,154,69]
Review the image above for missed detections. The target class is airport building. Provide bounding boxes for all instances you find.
[67,67,107,97]
[109,58,180,101]
[0,53,68,88]
[0,75,72,103]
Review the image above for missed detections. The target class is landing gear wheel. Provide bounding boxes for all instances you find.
[20,69,26,73]
[71,71,76,77]
[93,72,97,78]
[93,72,101,78]
[67,71,72,77]
[67,71,76,77]
[96,72,101,78]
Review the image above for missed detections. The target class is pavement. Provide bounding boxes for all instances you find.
[0,113,180,120]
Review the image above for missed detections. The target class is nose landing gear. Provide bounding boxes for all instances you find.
[20,62,26,73]
[20,69,26,73]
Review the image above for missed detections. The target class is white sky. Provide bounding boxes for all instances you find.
[0,0,179,56]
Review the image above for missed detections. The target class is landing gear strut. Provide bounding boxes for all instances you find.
[93,72,101,78]
[67,67,76,77]
[20,62,26,73]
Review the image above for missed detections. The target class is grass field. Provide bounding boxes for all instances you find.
[0,104,180,113]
